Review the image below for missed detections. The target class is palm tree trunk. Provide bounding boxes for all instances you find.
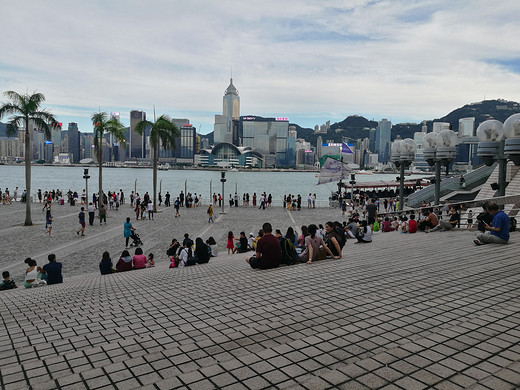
[98,134,103,206]
[24,118,32,226]
[153,146,158,213]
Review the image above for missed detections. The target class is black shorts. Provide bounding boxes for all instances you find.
[368,216,376,225]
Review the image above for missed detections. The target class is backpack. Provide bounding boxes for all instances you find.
[510,217,517,232]
[182,248,196,266]
[279,237,298,265]
[169,256,180,268]
[373,220,380,232]
[334,227,346,249]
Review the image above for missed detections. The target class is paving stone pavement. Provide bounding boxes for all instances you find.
[1,203,520,389]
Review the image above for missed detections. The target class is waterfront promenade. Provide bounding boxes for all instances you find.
[1,202,520,389]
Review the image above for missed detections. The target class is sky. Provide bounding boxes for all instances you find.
[1,0,520,134]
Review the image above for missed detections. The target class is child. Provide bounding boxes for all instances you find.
[226,231,236,254]
[0,271,18,290]
[44,214,53,237]
[206,237,218,257]
[147,253,155,267]
[467,210,474,229]
[207,204,214,223]
[247,233,255,250]
[399,215,408,233]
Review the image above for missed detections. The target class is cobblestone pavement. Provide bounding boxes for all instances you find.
[1,202,520,389]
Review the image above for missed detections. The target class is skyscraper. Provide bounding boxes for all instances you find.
[375,119,391,164]
[214,78,240,144]
[129,110,146,159]
[67,122,81,163]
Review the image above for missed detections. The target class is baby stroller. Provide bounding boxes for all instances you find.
[130,231,144,247]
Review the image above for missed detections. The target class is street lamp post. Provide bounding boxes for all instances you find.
[477,114,520,198]
[83,168,90,205]
[423,130,457,206]
[391,138,416,211]
[220,172,226,214]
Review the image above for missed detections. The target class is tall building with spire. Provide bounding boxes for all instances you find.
[214,78,240,144]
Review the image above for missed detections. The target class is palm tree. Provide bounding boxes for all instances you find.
[0,91,58,225]
[134,115,179,212]
[91,112,126,205]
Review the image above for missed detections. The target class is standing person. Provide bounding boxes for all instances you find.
[124,217,136,247]
[43,254,63,285]
[38,189,42,203]
[312,193,316,208]
[467,210,474,229]
[297,194,301,210]
[88,202,95,226]
[259,193,265,210]
[207,204,214,223]
[174,197,180,217]
[252,193,257,207]
[180,191,185,207]
[77,207,86,236]
[158,192,162,206]
[130,191,135,207]
[165,191,171,207]
[147,201,154,220]
[227,231,236,254]
[246,222,281,270]
[366,199,378,228]
[474,203,510,245]
[99,203,107,225]
[44,213,53,237]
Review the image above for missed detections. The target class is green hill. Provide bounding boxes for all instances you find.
[296,99,520,144]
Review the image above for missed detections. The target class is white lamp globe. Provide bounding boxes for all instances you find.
[391,140,402,156]
[476,120,504,142]
[401,138,417,154]
[423,132,438,150]
[503,113,520,139]
[436,130,458,148]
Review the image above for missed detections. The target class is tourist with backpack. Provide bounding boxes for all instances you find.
[275,230,299,265]
[179,240,196,267]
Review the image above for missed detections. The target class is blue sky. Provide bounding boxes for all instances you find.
[1,0,520,134]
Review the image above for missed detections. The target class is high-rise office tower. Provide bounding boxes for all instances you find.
[214,78,240,144]
[458,117,475,137]
[375,119,392,164]
[67,122,81,163]
[130,110,146,159]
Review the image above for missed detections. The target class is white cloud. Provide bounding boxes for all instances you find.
[1,0,520,133]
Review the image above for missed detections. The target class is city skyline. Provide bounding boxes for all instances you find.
[2,0,519,134]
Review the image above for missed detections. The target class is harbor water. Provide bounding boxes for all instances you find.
[0,165,427,206]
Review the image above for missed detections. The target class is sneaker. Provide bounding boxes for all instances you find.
[473,239,483,246]
[76,231,79,235]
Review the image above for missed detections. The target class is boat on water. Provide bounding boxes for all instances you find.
[158,163,170,171]
[355,170,374,175]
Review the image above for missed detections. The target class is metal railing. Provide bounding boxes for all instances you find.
[406,163,497,207]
